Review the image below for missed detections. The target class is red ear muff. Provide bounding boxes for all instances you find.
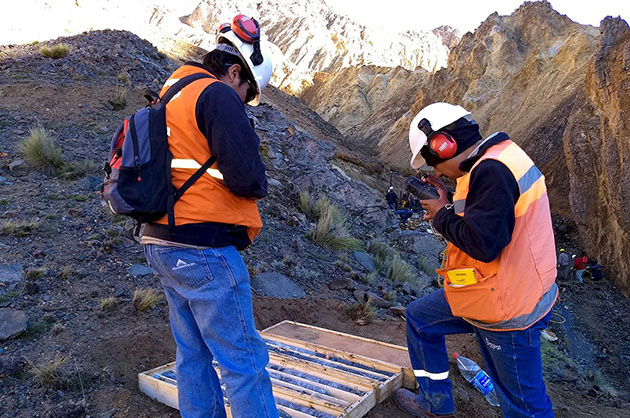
[429,132,457,159]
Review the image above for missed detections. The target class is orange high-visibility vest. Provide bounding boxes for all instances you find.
[154,64,262,242]
[439,139,557,327]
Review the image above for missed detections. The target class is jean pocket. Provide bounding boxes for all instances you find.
[155,248,213,290]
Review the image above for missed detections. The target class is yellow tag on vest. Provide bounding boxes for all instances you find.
[447,268,478,286]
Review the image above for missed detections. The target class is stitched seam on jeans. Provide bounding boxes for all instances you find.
[511,333,532,415]
[217,248,273,418]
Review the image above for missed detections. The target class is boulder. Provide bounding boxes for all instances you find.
[0,263,23,286]
[251,272,306,299]
[328,277,353,290]
[8,159,27,177]
[75,175,102,192]
[353,251,376,272]
[127,264,153,277]
[0,309,28,340]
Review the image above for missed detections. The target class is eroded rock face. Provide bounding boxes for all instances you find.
[301,1,630,295]
[564,18,630,296]
[179,0,455,93]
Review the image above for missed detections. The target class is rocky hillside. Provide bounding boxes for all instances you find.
[2,0,457,96]
[1,26,630,418]
[180,0,456,93]
[303,1,630,295]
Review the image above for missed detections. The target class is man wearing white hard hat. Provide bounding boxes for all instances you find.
[395,103,557,418]
[141,15,278,418]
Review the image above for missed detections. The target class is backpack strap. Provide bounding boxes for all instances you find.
[161,71,218,228]
[166,155,217,227]
[160,72,216,105]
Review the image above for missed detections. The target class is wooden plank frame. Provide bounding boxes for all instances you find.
[139,321,414,418]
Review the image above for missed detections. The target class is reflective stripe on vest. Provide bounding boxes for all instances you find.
[171,159,224,180]
[441,138,557,327]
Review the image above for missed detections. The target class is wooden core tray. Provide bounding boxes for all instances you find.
[139,321,413,418]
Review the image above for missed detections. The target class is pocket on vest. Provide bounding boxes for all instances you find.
[445,272,505,322]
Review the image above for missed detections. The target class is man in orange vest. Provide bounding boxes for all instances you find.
[141,15,279,418]
[395,103,557,417]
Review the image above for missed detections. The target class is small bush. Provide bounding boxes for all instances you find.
[19,126,65,175]
[51,323,66,335]
[308,207,362,251]
[418,255,434,275]
[33,354,69,387]
[39,43,70,59]
[58,159,97,180]
[1,220,38,237]
[117,70,130,85]
[345,301,376,325]
[109,86,128,110]
[368,240,396,270]
[61,266,74,280]
[298,191,314,219]
[387,255,416,283]
[25,268,46,280]
[132,288,163,311]
[100,296,118,311]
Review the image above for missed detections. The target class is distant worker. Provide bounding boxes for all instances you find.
[400,191,409,208]
[396,103,556,418]
[588,259,604,281]
[386,186,398,210]
[141,15,278,418]
[574,253,586,283]
[558,248,570,281]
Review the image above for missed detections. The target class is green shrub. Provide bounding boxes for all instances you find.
[1,220,38,237]
[298,191,314,219]
[417,255,434,275]
[308,206,362,251]
[19,126,64,175]
[109,86,128,110]
[368,240,396,270]
[39,43,70,59]
[387,255,416,283]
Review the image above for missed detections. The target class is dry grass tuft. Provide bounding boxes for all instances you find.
[345,301,377,325]
[39,43,70,59]
[1,219,38,237]
[19,126,65,175]
[308,207,362,251]
[33,354,69,388]
[387,255,416,283]
[132,288,163,311]
[108,86,128,110]
[99,296,118,311]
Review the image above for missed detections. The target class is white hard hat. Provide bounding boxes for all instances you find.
[216,15,273,106]
[409,103,471,169]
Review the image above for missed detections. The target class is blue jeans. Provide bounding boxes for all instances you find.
[144,244,278,418]
[576,269,584,283]
[406,289,554,417]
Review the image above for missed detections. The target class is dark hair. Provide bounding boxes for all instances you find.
[202,48,253,84]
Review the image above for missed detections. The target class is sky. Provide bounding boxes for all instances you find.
[329,0,630,33]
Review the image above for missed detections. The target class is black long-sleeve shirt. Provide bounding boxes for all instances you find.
[433,135,520,262]
[196,78,268,199]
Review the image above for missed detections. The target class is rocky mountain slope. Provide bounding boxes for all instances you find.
[180,0,456,93]
[2,0,457,96]
[302,1,630,296]
[1,25,630,418]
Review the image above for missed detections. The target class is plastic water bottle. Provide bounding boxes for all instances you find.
[453,352,500,407]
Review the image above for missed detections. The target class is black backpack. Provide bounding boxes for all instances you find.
[102,73,216,226]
